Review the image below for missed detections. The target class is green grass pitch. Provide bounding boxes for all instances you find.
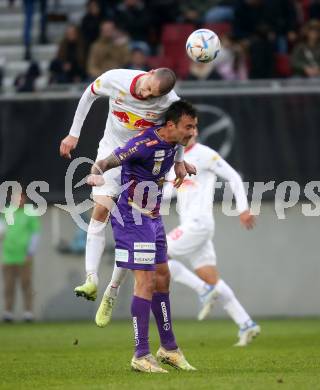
[0,319,319,390]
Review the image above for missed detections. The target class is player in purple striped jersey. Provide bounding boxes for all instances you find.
[87,100,197,373]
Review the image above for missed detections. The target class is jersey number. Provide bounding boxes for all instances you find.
[152,160,163,175]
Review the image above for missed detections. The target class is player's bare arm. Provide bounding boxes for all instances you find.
[92,153,121,174]
[173,161,187,188]
[87,153,121,187]
[173,161,197,187]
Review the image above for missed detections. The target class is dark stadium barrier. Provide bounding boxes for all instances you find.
[1,88,320,203]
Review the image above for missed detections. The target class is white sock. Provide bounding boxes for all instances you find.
[105,265,128,298]
[168,259,208,295]
[3,311,14,320]
[85,219,107,285]
[23,311,34,320]
[215,279,252,328]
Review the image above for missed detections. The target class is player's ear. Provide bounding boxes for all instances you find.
[166,120,176,129]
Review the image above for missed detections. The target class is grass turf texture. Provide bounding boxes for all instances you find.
[0,319,319,390]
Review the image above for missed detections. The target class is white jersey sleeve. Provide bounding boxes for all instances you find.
[162,168,177,201]
[166,89,180,104]
[90,69,119,97]
[69,70,118,138]
[69,85,99,138]
[208,150,248,214]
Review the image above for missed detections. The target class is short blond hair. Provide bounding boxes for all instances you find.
[154,68,177,95]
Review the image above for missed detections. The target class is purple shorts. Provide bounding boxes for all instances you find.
[111,215,168,271]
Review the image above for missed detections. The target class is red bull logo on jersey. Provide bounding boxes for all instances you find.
[112,110,157,131]
[112,110,130,123]
[134,118,157,128]
[115,90,126,105]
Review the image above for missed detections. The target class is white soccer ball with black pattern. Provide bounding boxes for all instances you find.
[186,29,221,63]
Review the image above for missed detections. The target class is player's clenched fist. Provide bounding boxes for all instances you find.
[59,135,78,159]
[173,161,197,188]
[87,174,105,187]
[184,161,197,176]
[239,210,256,230]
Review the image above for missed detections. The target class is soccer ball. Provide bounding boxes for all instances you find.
[186,29,221,63]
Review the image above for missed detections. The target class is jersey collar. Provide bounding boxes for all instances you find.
[185,143,197,153]
[154,127,176,147]
[130,73,147,100]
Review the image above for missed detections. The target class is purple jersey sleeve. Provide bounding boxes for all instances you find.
[113,136,150,164]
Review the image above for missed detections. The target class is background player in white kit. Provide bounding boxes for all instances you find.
[165,132,261,346]
[59,68,195,301]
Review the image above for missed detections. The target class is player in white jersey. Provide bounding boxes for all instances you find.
[59,68,195,301]
[164,132,261,346]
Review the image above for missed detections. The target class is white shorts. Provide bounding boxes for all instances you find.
[167,221,216,269]
[92,142,121,197]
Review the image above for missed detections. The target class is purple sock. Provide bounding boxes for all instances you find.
[131,295,151,358]
[151,292,178,351]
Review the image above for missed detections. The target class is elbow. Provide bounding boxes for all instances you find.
[229,172,243,192]
[229,170,242,186]
[234,173,242,186]
[91,162,103,175]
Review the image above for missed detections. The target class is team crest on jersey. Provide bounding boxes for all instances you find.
[115,90,126,105]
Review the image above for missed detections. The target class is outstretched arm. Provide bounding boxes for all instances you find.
[88,131,146,186]
[213,156,255,229]
[60,85,99,159]
[92,153,121,174]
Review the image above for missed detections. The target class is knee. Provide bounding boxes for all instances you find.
[195,265,219,285]
[156,266,170,292]
[21,279,31,290]
[135,273,156,297]
[92,203,109,222]
[204,273,219,285]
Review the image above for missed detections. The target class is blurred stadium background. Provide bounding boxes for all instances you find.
[0,0,320,326]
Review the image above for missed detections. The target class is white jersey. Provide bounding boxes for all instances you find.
[69,69,180,151]
[165,143,248,228]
